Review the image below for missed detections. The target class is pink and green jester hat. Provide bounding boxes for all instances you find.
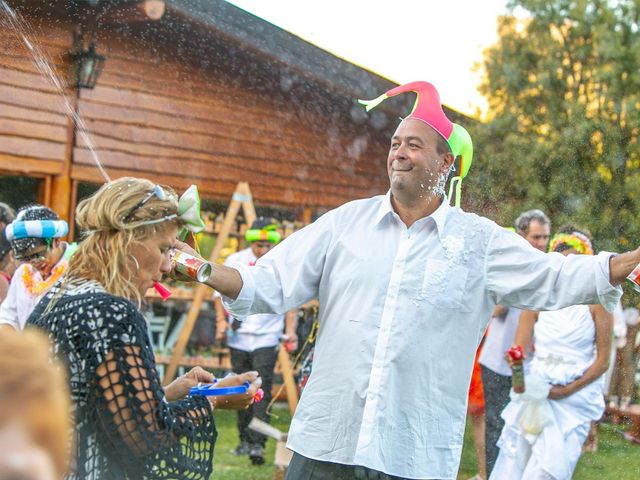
[358,81,473,207]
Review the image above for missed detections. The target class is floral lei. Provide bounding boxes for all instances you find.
[21,261,68,296]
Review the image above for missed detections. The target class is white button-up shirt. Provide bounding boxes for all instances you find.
[224,192,621,480]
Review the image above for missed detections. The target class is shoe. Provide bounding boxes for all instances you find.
[231,441,251,456]
[249,444,265,465]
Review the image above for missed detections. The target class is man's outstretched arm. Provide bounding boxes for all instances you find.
[204,263,243,300]
[609,248,640,286]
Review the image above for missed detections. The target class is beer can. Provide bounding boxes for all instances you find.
[627,262,640,292]
[170,249,212,283]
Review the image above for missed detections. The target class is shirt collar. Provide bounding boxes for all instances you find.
[430,197,451,240]
[374,191,395,226]
[375,191,452,240]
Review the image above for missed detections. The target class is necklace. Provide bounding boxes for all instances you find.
[21,262,68,296]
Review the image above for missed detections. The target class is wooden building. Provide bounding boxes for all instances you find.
[0,0,470,221]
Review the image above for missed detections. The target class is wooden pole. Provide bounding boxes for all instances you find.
[277,345,299,415]
[163,182,256,383]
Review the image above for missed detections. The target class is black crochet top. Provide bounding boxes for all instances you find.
[27,281,217,480]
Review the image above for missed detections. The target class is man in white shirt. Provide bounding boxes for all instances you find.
[479,209,551,477]
[194,81,638,480]
[0,205,75,331]
[214,218,298,465]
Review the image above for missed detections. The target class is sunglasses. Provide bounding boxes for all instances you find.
[123,185,175,224]
[14,246,49,263]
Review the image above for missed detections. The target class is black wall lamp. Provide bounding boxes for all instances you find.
[72,41,105,89]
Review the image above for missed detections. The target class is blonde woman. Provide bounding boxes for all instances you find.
[0,328,71,480]
[28,177,261,480]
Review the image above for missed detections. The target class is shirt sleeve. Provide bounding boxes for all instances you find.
[0,266,24,330]
[223,212,334,317]
[89,302,217,479]
[485,227,622,313]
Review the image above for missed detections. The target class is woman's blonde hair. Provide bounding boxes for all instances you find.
[0,329,71,477]
[66,177,180,305]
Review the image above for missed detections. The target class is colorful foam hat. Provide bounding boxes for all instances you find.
[245,219,282,244]
[358,81,473,207]
[549,231,594,255]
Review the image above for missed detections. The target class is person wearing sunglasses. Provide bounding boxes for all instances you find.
[0,205,75,331]
[27,177,260,480]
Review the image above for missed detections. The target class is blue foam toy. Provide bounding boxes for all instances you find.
[189,381,249,396]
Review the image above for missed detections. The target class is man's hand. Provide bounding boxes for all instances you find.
[164,366,215,402]
[283,331,299,352]
[210,371,262,410]
[168,240,207,283]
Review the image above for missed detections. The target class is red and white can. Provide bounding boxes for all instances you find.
[627,262,640,292]
[170,249,212,283]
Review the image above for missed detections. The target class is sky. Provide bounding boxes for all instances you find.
[226,0,510,118]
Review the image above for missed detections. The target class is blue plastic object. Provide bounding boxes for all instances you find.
[189,381,249,396]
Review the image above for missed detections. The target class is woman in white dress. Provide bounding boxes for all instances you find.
[490,226,613,480]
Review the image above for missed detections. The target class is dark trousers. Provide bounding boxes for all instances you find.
[229,345,278,446]
[285,452,417,480]
[480,365,512,477]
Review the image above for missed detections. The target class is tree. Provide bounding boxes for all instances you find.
[467,0,640,254]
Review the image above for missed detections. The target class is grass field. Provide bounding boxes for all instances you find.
[210,405,640,479]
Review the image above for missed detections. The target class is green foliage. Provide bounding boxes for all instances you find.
[466,0,640,256]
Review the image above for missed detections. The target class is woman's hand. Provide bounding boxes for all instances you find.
[548,384,573,400]
[209,371,262,411]
[164,366,215,402]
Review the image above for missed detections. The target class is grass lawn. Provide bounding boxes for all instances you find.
[210,405,640,479]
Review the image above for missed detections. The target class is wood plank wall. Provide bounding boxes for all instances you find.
[0,22,71,177]
[1,7,391,213]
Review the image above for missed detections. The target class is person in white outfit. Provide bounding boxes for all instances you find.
[214,218,298,465]
[491,226,613,480]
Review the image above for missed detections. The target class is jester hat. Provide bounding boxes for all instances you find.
[358,81,473,206]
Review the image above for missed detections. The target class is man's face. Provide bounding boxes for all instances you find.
[250,241,273,259]
[521,220,551,252]
[387,119,454,201]
[15,240,60,277]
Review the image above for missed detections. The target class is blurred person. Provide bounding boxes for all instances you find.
[603,301,627,409]
[27,177,261,480]
[187,82,639,480]
[0,205,76,330]
[0,202,15,231]
[214,218,298,465]
[0,328,71,480]
[0,229,19,303]
[467,338,487,480]
[608,307,640,410]
[491,226,613,480]
[479,209,551,476]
